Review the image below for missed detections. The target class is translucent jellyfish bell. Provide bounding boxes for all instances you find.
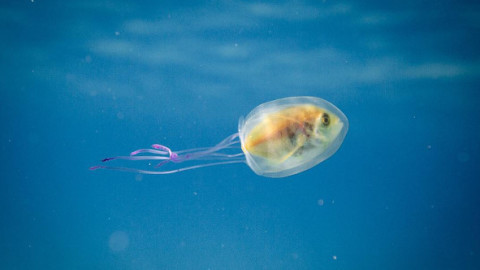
[91,96,348,178]
[239,96,349,177]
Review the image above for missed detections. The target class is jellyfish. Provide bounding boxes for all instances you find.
[90,96,348,178]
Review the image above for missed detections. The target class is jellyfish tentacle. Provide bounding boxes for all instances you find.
[199,153,244,159]
[101,155,169,162]
[176,144,240,154]
[91,133,244,175]
[212,152,244,158]
[156,133,241,165]
[130,148,168,156]
[90,160,245,174]
[173,134,241,155]
[154,159,171,168]
[183,133,240,159]
[151,144,174,156]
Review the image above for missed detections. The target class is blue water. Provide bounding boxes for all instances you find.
[1,0,479,269]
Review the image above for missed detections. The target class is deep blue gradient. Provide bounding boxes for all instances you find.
[1,0,479,269]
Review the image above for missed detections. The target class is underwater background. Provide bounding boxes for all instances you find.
[1,0,479,269]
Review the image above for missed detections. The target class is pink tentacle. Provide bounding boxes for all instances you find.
[101,155,169,162]
[130,149,168,156]
[91,133,243,175]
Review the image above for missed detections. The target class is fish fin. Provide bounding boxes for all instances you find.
[277,134,307,163]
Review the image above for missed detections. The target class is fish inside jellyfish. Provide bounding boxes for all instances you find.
[90,96,349,178]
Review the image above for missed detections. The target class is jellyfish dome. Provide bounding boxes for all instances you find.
[239,96,349,178]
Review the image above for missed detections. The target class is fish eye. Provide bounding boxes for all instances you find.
[321,113,330,126]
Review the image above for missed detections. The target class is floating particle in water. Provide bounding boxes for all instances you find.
[109,231,129,252]
[317,199,324,206]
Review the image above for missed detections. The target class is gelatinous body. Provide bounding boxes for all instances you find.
[91,96,348,178]
[239,97,348,177]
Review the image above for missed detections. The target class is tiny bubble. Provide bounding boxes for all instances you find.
[332,255,337,260]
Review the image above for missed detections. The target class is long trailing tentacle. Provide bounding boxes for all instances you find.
[172,134,241,155]
[130,148,168,156]
[101,155,169,162]
[90,160,244,174]
[90,133,244,174]
[176,133,240,160]
[152,133,241,167]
